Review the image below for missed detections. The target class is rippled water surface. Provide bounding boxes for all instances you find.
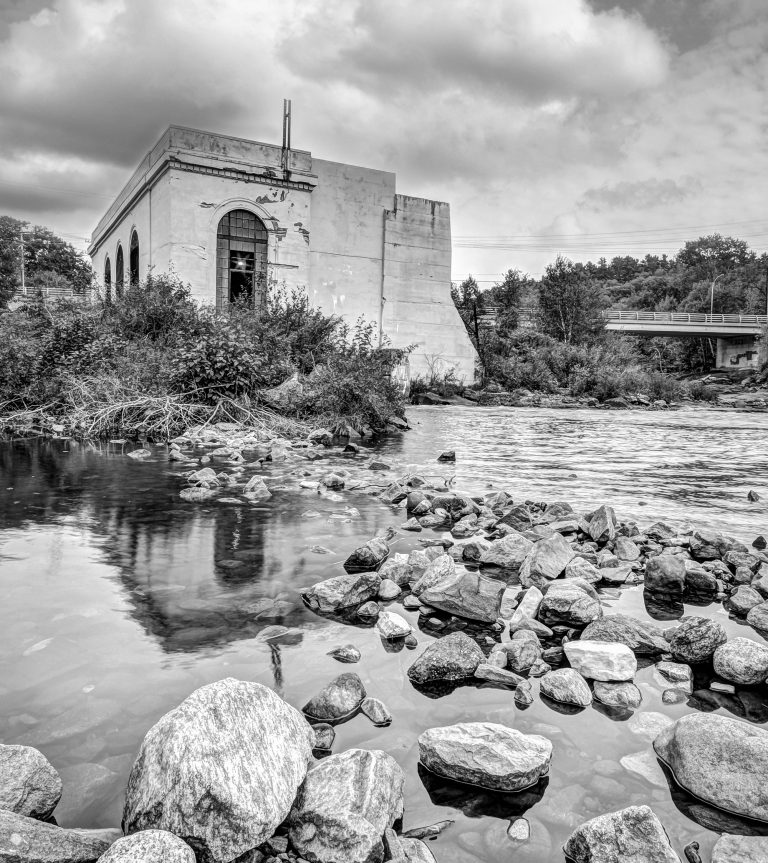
[2,405,768,861]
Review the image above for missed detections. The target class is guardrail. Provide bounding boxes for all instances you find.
[603,311,768,325]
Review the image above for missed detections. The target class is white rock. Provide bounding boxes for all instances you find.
[564,640,637,682]
[376,611,411,639]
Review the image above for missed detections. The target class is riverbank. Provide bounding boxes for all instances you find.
[3,409,768,861]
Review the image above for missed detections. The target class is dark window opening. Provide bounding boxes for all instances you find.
[216,210,268,310]
[115,246,124,298]
[104,258,111,287]
[129,231,139,285]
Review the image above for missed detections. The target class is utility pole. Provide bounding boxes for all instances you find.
[710,273,723,317]
[19,225,27,295]
[281,99,292,178]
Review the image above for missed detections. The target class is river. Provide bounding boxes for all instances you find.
[1,405,767,861]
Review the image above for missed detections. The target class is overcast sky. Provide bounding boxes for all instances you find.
[0,0,766,284]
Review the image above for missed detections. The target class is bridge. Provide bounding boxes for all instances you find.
[603,310,767,337]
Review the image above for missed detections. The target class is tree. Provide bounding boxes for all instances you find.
[538,255,605,344]
[451,275,483,344]
[0,215,92,307]
[487,269,528,333]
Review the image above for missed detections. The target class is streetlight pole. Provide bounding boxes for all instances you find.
[710,273,723,317]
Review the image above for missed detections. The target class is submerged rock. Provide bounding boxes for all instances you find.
[122,679,314,863]
[563,805,680,863]
[0,743,62,819]
[669,616,727,663]
[303,571,381,612]
[564,641,637,682]
[653,713,768,823]
[0,809,111,862]
[539,668,592,707]
[419,570,504,623]
[303,673,367,723]
[713,637,768,686]
[289,749,404,863]
[407,632,484,685]
[98,830,195,862]
[418,722,552,792]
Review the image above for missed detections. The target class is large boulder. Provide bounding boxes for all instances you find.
[419,570,504,623]
[713,638,768,686]
[581,614,668,656]
[289,749,404,863]
[564,641,637,682]
[0,809,111,861]
[519,533,575,588]
[303,572,380,612]
[653,713,768,822]
[344,538,389,573]
[538,580,602,628]
[644,555,686,595]
[478,534,533,571]
[0,744,62,820]
[303,673,367,723]
[539,668,592,707]
[407,632,483,685]
[563,805,680,863]
[669,616,727,663]
[418,722,551,792]
[122,679,314,863]
[98,830,195,862]
[711,834,768,863]
[411,555,455,596]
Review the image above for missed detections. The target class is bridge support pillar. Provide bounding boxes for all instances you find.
[715,336,761,370]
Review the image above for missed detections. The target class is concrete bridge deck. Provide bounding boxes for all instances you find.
[603,310,767,337]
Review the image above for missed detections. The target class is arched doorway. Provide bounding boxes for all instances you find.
[129,231,139,285]
[216,209,268,310]
[104,257,112,303]
[115,245,124,298]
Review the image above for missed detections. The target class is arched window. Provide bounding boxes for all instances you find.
[104,257,111,288]
[216,210,268,310]
[129,230,139,285]
[115,245,124,298]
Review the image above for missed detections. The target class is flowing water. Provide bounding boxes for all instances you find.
[2,405,768,861]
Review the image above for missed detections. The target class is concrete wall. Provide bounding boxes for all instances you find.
[382,195,476,381]
[716,336,761,369]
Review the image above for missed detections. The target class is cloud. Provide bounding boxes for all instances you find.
[579,177,701,212]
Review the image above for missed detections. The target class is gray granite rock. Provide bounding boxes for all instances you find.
[593,681,642,709]
[747,601,768,632]
[563,805,680,862]
[361,697,392,727]
[411,555,455,596]
[327,644,361,663]
[289,749,404,863]
[538,581,602,627]
[474,663,526,687]
[539,668,592,707]
[304,572,381,612]
[711,834,768,863]
[313,723,336,751]
[514,680,534,706]
[581,614,668,655]
[344,538,389,572]
[419,570,504,623]
[730,585,764,616]
[519,533,575,589]
[669,616,727,663]
[0,744,62,820]
[123,679,313,863]
[418,722,551,791]
[645,554,686,595]
[713,637,768,685]
[587,505,617,543]
[97,830,195,862]
[376,611,411,639]
[654,713,768,823]
[303,673,367,722]
[479,534,533,570]
[0,809,111,862]
[407,632,484,685]
[564,640,637,681]
[614,536,641,561]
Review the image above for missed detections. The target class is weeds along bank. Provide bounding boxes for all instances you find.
[0,275,407,441]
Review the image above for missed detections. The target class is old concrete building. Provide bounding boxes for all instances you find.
[88,125,477,380]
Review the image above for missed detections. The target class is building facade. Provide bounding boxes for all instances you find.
[88,126,477,380]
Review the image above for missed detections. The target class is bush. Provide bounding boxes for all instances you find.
[686,380,719,402]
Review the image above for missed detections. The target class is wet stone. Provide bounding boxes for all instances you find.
[407,631,484,685]
[539,668,592,707]
[361,696,392,726]
[313,723,336,751]
[593,681,642,709]
[327,644,361,664]
[303,673,366,723]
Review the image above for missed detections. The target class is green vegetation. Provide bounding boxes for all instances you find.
[453,235,768,401]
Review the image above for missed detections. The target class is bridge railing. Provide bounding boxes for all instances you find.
[603,310,768,325]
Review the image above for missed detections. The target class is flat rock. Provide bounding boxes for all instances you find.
[563,805,680,863]
[474,663,526,687]
[479,534,533,570]
[712,834,768,863]
[654,713,768,823]
[593,681,642,709]
[0,809,111,862]
[564,641,637,682]
[407,631,484,685]
[669,616,727,663]
[418,722,552,792]
[539,668,592,707]
[376,611,411,639]
[713,637,768,686]
[122,679,313,863]
[97,830,195,862]
[0,744,62,819]
[419,570,504,623]
[303,571,381,612]
[289,749,404,863]
[581,614,668,656]
[303,673,367,723]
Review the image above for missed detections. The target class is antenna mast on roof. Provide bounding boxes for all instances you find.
[281,99,292,178]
